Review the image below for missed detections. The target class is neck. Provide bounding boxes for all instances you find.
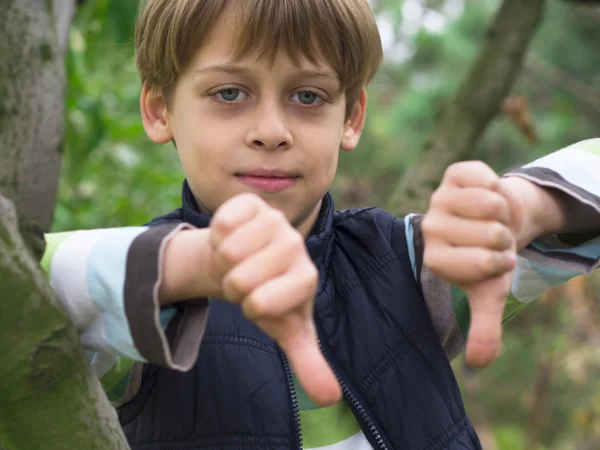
[193,195,323,239]
[185,181,325,239]
[294,199,323,238]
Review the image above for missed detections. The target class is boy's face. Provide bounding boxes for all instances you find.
[142,11,367,235]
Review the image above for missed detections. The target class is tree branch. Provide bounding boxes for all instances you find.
[524,52,600,116]
[391,0,546,216]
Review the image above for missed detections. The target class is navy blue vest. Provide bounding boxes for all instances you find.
[118,182,482,449]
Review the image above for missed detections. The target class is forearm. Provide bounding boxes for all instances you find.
[502,176,600,249]
[502,138,600,250]
[43,226,209,369]
[158,228,222,304]
[416,139,600,359]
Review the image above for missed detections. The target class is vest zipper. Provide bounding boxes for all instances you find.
[279,350,303,450]
[315,333,388,450]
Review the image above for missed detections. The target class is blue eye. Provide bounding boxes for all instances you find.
[293,91,321,105]
[215,88,247,102]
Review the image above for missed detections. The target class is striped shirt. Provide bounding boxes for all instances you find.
[41,139,600,449]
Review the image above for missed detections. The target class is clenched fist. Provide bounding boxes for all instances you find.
[422,162,526,368]
[208,193,341,406]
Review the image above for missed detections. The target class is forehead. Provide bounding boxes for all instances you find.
[191,8,338,76]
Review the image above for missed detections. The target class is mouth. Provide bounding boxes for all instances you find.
[235,169,300,193]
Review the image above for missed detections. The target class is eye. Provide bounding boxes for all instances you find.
[291,90,324,106]
[213,88,248,103]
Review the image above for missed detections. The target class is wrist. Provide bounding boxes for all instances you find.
[159,228,222,305]
[501,176,567,249]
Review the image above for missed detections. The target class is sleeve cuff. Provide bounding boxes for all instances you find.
[124,224,210,371]
[503,139,600,221]
[503,140,600,276]
[503,140,600,301]
[401,214,466,360]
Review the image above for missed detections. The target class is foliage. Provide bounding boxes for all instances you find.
[56,0,600,448]
[56,0,182,229]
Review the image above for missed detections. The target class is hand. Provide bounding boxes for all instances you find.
[209,193,341,406]
[421,162,526,368]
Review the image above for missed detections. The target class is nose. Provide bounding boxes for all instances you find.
[246,101,293,151]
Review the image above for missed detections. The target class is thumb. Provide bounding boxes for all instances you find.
[465,276,510,367]
[279,321,342,407]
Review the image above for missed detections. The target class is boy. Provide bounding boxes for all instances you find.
[42,0,600,449]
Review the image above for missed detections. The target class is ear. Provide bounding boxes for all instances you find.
[140,83,173,144]
[340,88,367,152]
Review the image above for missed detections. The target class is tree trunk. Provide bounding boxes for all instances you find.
[0,0,72,232]
[392,0,546,216]
[0,196,129,450]
[0,1,129,448]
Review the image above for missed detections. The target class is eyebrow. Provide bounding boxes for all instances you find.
[193,65,339,82]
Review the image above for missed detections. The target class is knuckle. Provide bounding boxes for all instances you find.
[423,247,439,270]
[428,189,445,209]
[244,293,270,318]
[480,194,505,217]
[421,216,432,235]
[233,193,266,215]
[302,264,319,291]
[240,192,264,206]
[218,243,240,265]
[278,227,304,252]
[466,160,492,175]
[211,214,233,235]
[288,229,305,248]
[477,165,500,188]
[478,252,497,275]
[225,272,250,297]
[271,209,288,225]
[471,160,490,171]
[421,215,441,238]
[264,208,286,228]
[443,162,462,180]
[488,223,508,247]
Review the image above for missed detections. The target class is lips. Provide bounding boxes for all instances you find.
[235,170,299,193]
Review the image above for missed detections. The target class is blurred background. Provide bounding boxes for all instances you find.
[56,1,600,448]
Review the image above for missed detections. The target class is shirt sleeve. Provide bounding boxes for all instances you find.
[41,224,210,406]
[404,138,600,360]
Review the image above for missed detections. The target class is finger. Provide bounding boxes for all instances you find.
[443,161,500,190]
[210,193,265,248]
[240,264,318,320]
[496,178,526,235]
[222,235,309,304]
[276,318,342,406]
[464,276,511,367]
[429,187,510,224]
[422,214,514,250]
[424,244,516,285]
[214,210,287,282]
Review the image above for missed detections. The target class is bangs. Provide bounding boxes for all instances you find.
[229,0,381,94]
[136,0,382,115]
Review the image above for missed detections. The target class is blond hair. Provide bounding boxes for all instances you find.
[135,0,383,118]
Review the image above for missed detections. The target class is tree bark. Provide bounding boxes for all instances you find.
[0,0,74,232]
[0,196,130,450]
[0,1,130,448]
[392,0,546,216]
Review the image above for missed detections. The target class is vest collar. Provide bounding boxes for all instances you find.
[180,180,334,278]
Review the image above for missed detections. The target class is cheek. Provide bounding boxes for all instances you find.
[314,124,343,168]
[307,136,341,181]
[175,120,236,168]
